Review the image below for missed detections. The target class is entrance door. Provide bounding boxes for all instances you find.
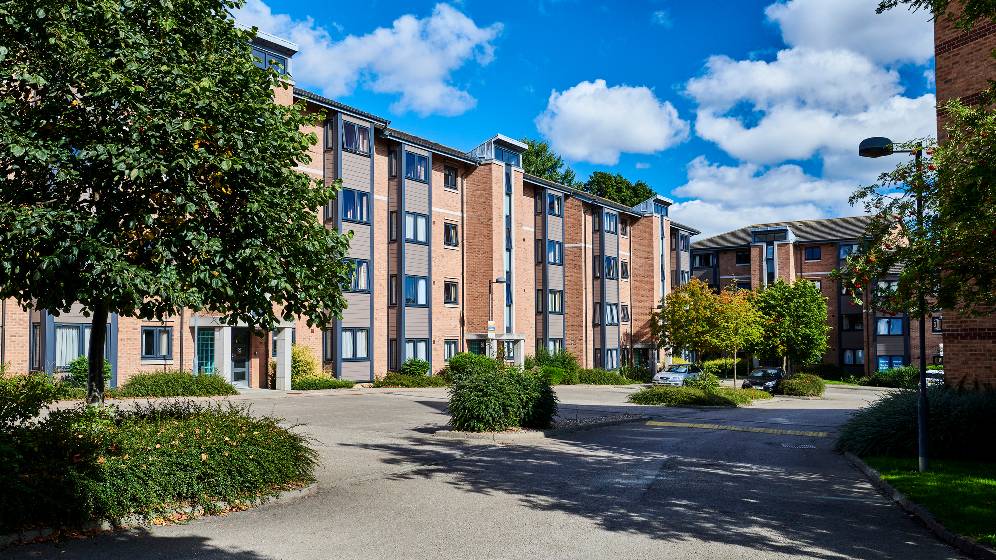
[231,328,250,387]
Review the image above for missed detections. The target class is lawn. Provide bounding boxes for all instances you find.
[628,386,772,407]
[865,457,996,547]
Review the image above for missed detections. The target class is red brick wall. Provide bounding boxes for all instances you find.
[629,217,656,343]
[563,196,589,367]
[1,299,31,372]
[463,163,502,335]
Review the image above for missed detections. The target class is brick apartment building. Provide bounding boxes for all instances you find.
[690,217,943,375]
[0,32,697,387]
[933,3,996,389]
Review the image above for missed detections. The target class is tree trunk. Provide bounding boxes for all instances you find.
[86,303,109,406]
[733,348,738,388]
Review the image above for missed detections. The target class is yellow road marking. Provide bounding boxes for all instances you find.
[646,420,828,438]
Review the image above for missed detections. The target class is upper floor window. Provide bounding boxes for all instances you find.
[444,166,458,190]
[547,194,563,217]
[346,259,369,292]
[141,326,172,360]
[603,212,618,234]
[691,254,713,268]
[839,243,859,260]
[876,317,904,336]
[341,189,369,224]
[604,304,619,326]
[679,235,690,251]
[804,246,822,261]
[654,202,668,216]
[251,46,288,75]
[621,304,631,323]
[932,316,943,333]
[548,290,564,314]
[444,222,459,247]
[842,314,863,331]
[405,152,429,183]
[405,276,428,307]
[444,281,459,305]
[604,256,618,280]
[404,212,428,244]
[547,240,563,265]
[621,260,630,279]
[389,150,398,177]
[389,275,398,306]
[735,250,750,265]
[494,145,521,167]
[620,220,629,236]
[342,121,370,155]
[389,211,398,241]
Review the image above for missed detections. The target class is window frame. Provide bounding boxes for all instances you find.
[604,303,619,326]
[620,304,630,323]
[621,260,630,279]
[547,193,563,217]
[404,212,429,244]
[346,259,370,293]
[547,240,563,265]
[341,121,371,156]
[389,275,398,307]
[404,275,429,307]
[444,339,459,361]
[804,246,822,262]
[443,222,459,248]
[443,280,459,305]
[443,166,458,191]
[604,256,618,280]
[341,188,370,224]
[341,328,370,361]
[603,212,618,234]
[735,250,750,265]
[141,326,173,360]
[404,152,429,183]
[405,339,429,362]
[876,317,905,336]
[548,289,564,314]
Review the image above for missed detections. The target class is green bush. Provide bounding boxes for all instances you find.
[399,358,431,377]
[540,365,567,385]
[524,349,581,384]
[860,366,918,389]
[291,376,355,390]
[0,372,60,428]
[619,364,653,383]
[373,372,449,388]
[0,400,316,532]
[578,368,638,385]
[448,358,557,432]
[116,371,238,398]
[702,358,750,379]
[776,373,825,397]
[836,387,996,461]
[291,344,319,379]
[64,356,112,388]
[683,371,720,391]
[629,386,771,407]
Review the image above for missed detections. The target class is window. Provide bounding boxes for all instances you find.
[536,289,544,313]
[621,304,630,323]
[347,259,369,292]
[604,256,618,280]
[342,121,370,155]
[932,316,943,333]
[809,279,821,291]
[467,339,488,355]
[842,314,863,331]
[405,276,428,306]
[603,212,618,234]
[547,193,563,217]
[494,145,521,167]
[691,254,713,268]
[839,243,859,260]
[141,326,172,360]
[444,281,459,305]
[404,212,429,244]
[547,240,563,265]
[654,202,668,216]
[594,348,602,367]
[341,189,369,223]
[405,339,429,362]
[605,349,619,370]
[877,355,905,371]
[444,166,458,190]
[389,275,398,306]
[876,317,904,336]
[444,339,459,361]
[604,304,619,325]
[804,246,822,261]
[620,220,629,236]
[342,328,369,361]
[272,327,296,355]
[502,340,517,361]
[680,270,691,284]
[322,329,334,362]
[593,212,601,232]
[547,338,564,353]
[444,222,459,247]
[251,46,288,75]
[389,338,398,370]
[593,303,601,325]
[680,235,690,251]
[405,152,429,182]
[621,260,630,279]
[735,250,750,265]
[389,150,398,177]
[54,323,103,369]
[548,290,564,314]
[843,349,865,365]
[594,255,601,279]
[389,211,398,241]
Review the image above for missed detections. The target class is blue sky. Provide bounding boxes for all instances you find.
[236,0,937,237]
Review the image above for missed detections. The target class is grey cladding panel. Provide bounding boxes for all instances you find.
[342,293,371,325]
[341,151,371,191]
[405,243,430,275]
[346,224,371,258]
[405,307,430,338]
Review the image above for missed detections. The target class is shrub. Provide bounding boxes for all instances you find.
[442,352,495,383]
[702,358,750,379]
[0,372,60,428]
[836,386,996,461]
[524,349,581,384]
[540,365,567,385]
[0,400,316,532]
[629,386,771,407]
[448,358,557,432]
[619,364,653,383]
[292,376,355,390]
[578,368,637,385]
[776,373,825,397]
[684,371,720,391]
[291,344,319,379]
[116,371,238,398]
[399,358,431,377]
[860,366,918,389]
[512,368,558,429]
[64,356,112,388]
[373,373,448,388]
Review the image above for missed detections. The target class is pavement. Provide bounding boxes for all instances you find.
[8,385,963,559]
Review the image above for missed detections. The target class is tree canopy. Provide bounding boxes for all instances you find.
[878,0,996,28]
[650,279,721,363]
[521,137,577,187]
[712,287,763,379]
[752,280,830,370]
[582,171,656,208]
[0,0,353,402]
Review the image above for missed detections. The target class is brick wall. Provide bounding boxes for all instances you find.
[629,216,656,343]
[513,172,536,355]
[940,309,996,389]
[372,139,390,378]
[563,196,589,367]
[717,248,749,289]
[463,162,502,335]
[431,155,466,371]
[1,299,31,372]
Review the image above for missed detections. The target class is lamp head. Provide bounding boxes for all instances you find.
[859,136,894,158]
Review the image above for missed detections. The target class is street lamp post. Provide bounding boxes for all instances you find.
[859,136,930,472]
[488,276,506,358]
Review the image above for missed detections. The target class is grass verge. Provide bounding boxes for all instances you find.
[628,386,772,407]
[865,457,996,547]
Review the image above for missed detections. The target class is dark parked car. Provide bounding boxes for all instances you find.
[741,367,785,392]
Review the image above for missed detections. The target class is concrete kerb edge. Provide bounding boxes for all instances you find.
[434,415,650,443]
[844,452,996,560]
[0,483,319,548]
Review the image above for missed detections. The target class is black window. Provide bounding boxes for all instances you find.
[342,121,370,155]
[680,235,690,251]
[341,189,369,223]
[404,212,429,244]
[932,317,943,333]
[405,276,428,306]
[389,275,398,306]
[141,326,172,360]
[547,240,563,265]
[842,314,863,331]
[621,260,630,279]
[322,329,333,362]
[692,254,713,268]
[341,328,369,361]
[593,303,601,325]
[839,244,859,260]
[621,304,630,323]
[444,340,459,361]
[444,166,458,190]
[346,259,369,292]
[804,246,822,261]
[536,289,543,313]
[444,222,459,247]
[389,211,398,241]
[444,281,459,305]
[620,220,629,236]
[389,150,398,177]
[735,250,750,265]
[405,152,428,183]
[604,256,618,280]
[547,194,563,217]
[603,212,618,234]
[251,46,288,75]
[548,290,564,314]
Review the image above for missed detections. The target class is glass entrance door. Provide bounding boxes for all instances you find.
[231,328,250,387]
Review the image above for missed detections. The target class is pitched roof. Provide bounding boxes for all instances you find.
[522,173,641,217]
[691,215,872,250]
[292,87,390,127]
[381,128,480,165]
[669,220,701,235]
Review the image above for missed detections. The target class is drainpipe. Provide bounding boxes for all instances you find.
[179,311,185,373]
[1,299,6,368]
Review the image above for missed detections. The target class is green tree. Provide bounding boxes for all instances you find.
[582,171,656,208]
[650,279,720,364]
[713,287,763,386]
[0,0,353,404]
[753,280,830,372]
[521,138,577,187]
[877,0,995,29]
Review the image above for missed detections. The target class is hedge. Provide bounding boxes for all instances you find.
[858,366,918,389]
[292,376,355,390]
[64,356,112,388]
[116,371,238,398]
[373,372,449,388]
[629,386,772,407]
[524,349,581,384]
[775,373,826,397]
[578,368,639,385]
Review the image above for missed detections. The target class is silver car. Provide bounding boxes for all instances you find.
[653,364,703,386]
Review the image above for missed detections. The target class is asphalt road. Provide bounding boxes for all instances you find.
[8,385,962,559]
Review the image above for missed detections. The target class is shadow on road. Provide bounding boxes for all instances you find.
[5,528,276,560]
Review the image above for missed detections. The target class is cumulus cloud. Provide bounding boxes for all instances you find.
[650,10,673,27]
[534,79,689,165]
[234,1,502,116]
[765,0,935,65]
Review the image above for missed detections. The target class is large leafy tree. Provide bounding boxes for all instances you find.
[712,287,763,385]
[582,171,656,208]
[877,0,994,28]
[521,138,578,187]
[0,0,353,403]
[650,279,720,364]
[752,280,830,371]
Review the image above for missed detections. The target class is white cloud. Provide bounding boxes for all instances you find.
[234,1,502,116]
[651,10,672,27]
[765,0,934,65]
[635,162,651,169]
[669,157,862,237]
[534,79,689,165]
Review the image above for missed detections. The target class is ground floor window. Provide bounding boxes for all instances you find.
[594,348,602,368]
[502,340,517,361]
[605,348,619,370]
[322,329,334,363]
[843,349,864,365]
[141,326,172,360]
[389,338,398,370]
[547,338,564,353]
[195,329,215,374]
[405,339,429,362]
[468,339,487,355]
[54,324,91,370]
[877,355,904,371]
[342,328,369,361]
[444,339,459,361]
[621,348,630,366]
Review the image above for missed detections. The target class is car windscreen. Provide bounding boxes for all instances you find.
[666,365,689,373]
[749,369,778,378]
